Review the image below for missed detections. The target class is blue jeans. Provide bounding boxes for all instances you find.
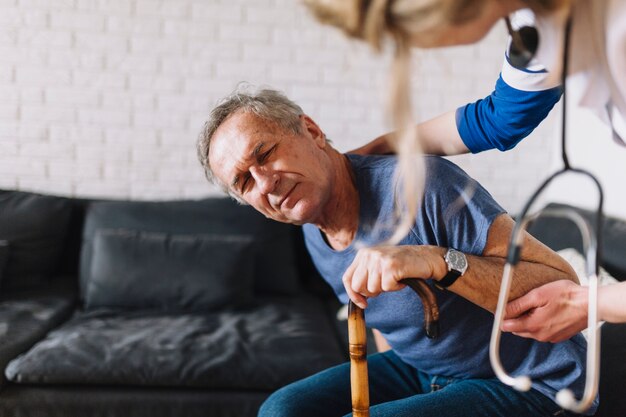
[258,351,573,417]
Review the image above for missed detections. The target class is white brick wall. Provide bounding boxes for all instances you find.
[0,0,559,214]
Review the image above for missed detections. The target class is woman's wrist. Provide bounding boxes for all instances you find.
[596,284,622,323]
[569,283,590,322]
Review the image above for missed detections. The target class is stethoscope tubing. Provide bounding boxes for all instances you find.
[490,12,605,412]
[489,168,603,413]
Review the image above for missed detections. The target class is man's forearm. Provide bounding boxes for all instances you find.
[428,213,578,313]
[341,215,577,312]
[438,254,577,313]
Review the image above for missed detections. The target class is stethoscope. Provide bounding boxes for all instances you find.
[490,15,604,414]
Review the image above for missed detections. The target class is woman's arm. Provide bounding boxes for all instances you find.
[349,61,562,157]
[348,111,469,156]
[503,280,626,342]
[599,281,626,323]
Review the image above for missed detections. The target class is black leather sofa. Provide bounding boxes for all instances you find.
[0,190,346,417]
[1,190,625,417]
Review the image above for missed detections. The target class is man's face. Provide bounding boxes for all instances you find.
[208,111,333,225]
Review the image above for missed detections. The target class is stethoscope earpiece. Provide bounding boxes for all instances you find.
[504,17,540,69]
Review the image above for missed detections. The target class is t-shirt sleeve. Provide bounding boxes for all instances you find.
[456,50,562,154]
[415,157,507,256]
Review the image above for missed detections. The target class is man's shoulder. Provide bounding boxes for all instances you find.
[345,154,470,191]
[345,154,479,218]
[346,153,455,172]
[423,155,468,177]
[345,153,397,171]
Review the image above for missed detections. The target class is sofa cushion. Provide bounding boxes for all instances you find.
[5,296,346,390]
[0,285,76,383]
[0,191,72,289]
[0,241,8,287]
[85,229,255,312]
[80,199,301,299]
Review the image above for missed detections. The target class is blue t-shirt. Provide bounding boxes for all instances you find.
[303,154,597,414]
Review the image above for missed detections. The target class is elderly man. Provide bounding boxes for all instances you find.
[197,88,596,417]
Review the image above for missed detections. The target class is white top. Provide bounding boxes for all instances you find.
[505,0,626,141]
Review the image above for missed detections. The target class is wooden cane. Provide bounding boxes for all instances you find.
[402,278,440,339]
[348,300,369,417]
[348,279,439,416]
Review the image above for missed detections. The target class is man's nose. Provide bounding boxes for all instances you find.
[250,166,279,194]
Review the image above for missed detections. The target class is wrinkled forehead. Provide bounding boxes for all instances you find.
[208,112,275,185]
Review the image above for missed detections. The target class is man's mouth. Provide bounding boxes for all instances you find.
[278,183,298,209]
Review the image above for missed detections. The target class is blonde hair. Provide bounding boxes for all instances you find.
[304,0,570,244]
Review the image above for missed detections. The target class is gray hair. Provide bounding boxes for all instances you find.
[197,86,305,195]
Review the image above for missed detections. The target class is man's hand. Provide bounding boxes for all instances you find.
[342,245,444,309]
[502,280,589,343]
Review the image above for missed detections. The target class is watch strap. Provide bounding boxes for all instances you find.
[437,269,462,289]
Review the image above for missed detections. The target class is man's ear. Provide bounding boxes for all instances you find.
[301,115,326,148]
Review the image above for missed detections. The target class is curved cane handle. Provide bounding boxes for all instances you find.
[348,301,369,417]
[401,278,440,339]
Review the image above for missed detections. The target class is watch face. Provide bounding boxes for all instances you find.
[447,249,467,271]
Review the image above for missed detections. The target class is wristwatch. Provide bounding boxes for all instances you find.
[437,248,468,289]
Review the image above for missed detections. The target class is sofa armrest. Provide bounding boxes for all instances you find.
[0,280,76,387]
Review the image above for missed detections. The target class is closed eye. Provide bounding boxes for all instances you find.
[240,173,253,193]
[258,145,276,164]
[237,143,278,194]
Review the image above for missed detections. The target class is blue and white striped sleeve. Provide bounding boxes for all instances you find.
[456,53,562,153]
